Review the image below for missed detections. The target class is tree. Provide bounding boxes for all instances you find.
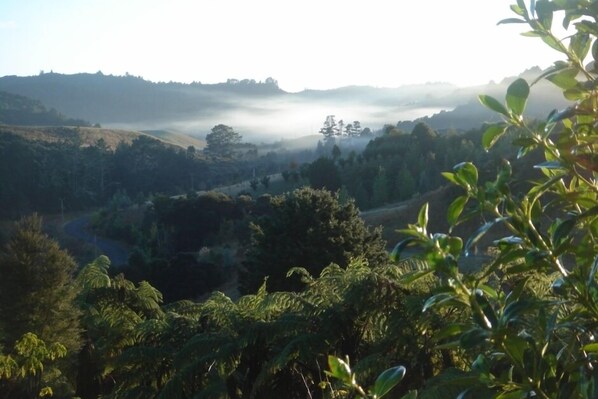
[393,2,598,397]
[204,124,242,157]
[319,115,339,142]
[239,187,387,293]
[0,215,81,397]
[307,157,342,192]
[410,122,437,153]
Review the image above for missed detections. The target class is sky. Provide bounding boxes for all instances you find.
[0,0,566,93]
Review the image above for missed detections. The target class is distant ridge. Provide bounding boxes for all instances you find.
[0,68,572,138]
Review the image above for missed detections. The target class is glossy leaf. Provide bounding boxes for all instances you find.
[327,355,352,384]
[390,237,418,262]
[372,366,406,398]
[472,289,497,329]
[479,95,509,117]
[465,218,507,256]
[417,203,429,229]
[447,195,468,226]
[442,171,458,185]
[423,293,456,312]
[583,343,598,352]
[506,78,530,116]
[454,162,478,188]
[482,123,507,150]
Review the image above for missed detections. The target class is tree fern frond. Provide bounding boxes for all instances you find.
[136,280,164,313]
[77,256,111,290]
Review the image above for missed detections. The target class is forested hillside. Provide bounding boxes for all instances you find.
[0,90,92,127]
[0,1,597,398]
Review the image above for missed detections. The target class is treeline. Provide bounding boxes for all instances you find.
[0,90,92,127]
[0,132,290,218]
[303,122,516,210]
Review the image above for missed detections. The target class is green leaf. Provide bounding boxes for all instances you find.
[465,218,507,256]
[473,289,498,329]
[459,328,489,349]
[569,32,591,60]
[447,195,468,226]
[327,355,352,384]
[482,123,508,150]
[583,343,598,352]
[390,238,419,262]
[418,203,429,229]
[506,78,530,116]
[399,268,434,285]
[497,17,527,24]
[442,172,458,185]
[454,162,478,188]
[503,336,528,368]
[542,34,566,53]
[535,0,554,29]
[372,366,406,398]
[436,323,470,341]
[400,391,418,399]
[563,88,587,100]
[423,293,457,312]
[552,218,576,245]
[479,95,509,117]
[546,67,578,89]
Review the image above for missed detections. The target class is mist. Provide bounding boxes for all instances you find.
[105,95,453,143]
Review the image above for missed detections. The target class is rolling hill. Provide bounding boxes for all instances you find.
[0,68,572,141]
[0,125,205,151]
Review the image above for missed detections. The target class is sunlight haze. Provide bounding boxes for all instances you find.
[0,0,564,92]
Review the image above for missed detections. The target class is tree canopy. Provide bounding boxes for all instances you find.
[239,187,387,293]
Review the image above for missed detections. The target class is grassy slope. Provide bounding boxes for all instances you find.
[0,124,205,151]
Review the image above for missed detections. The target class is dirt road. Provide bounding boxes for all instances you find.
[64,215,130,267]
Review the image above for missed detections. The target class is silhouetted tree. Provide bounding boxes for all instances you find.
[204,124,242,157]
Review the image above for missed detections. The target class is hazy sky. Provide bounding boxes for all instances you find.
[0,0,564,92]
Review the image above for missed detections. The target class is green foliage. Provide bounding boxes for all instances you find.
[0,215,81,397]
[0,333,67,399]
[107,258,447,398]
[239,187,387,293]
[325,355,407,398]
[308,157,342,192]
[76,256,166,398]
[394,2,598,397]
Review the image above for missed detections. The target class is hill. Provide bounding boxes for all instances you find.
[0,69,571,140]
[0,90,92,127]
[396,67,573,132]
[0,125,204,151]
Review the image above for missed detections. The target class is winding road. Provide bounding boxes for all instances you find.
[64,215,130,267]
